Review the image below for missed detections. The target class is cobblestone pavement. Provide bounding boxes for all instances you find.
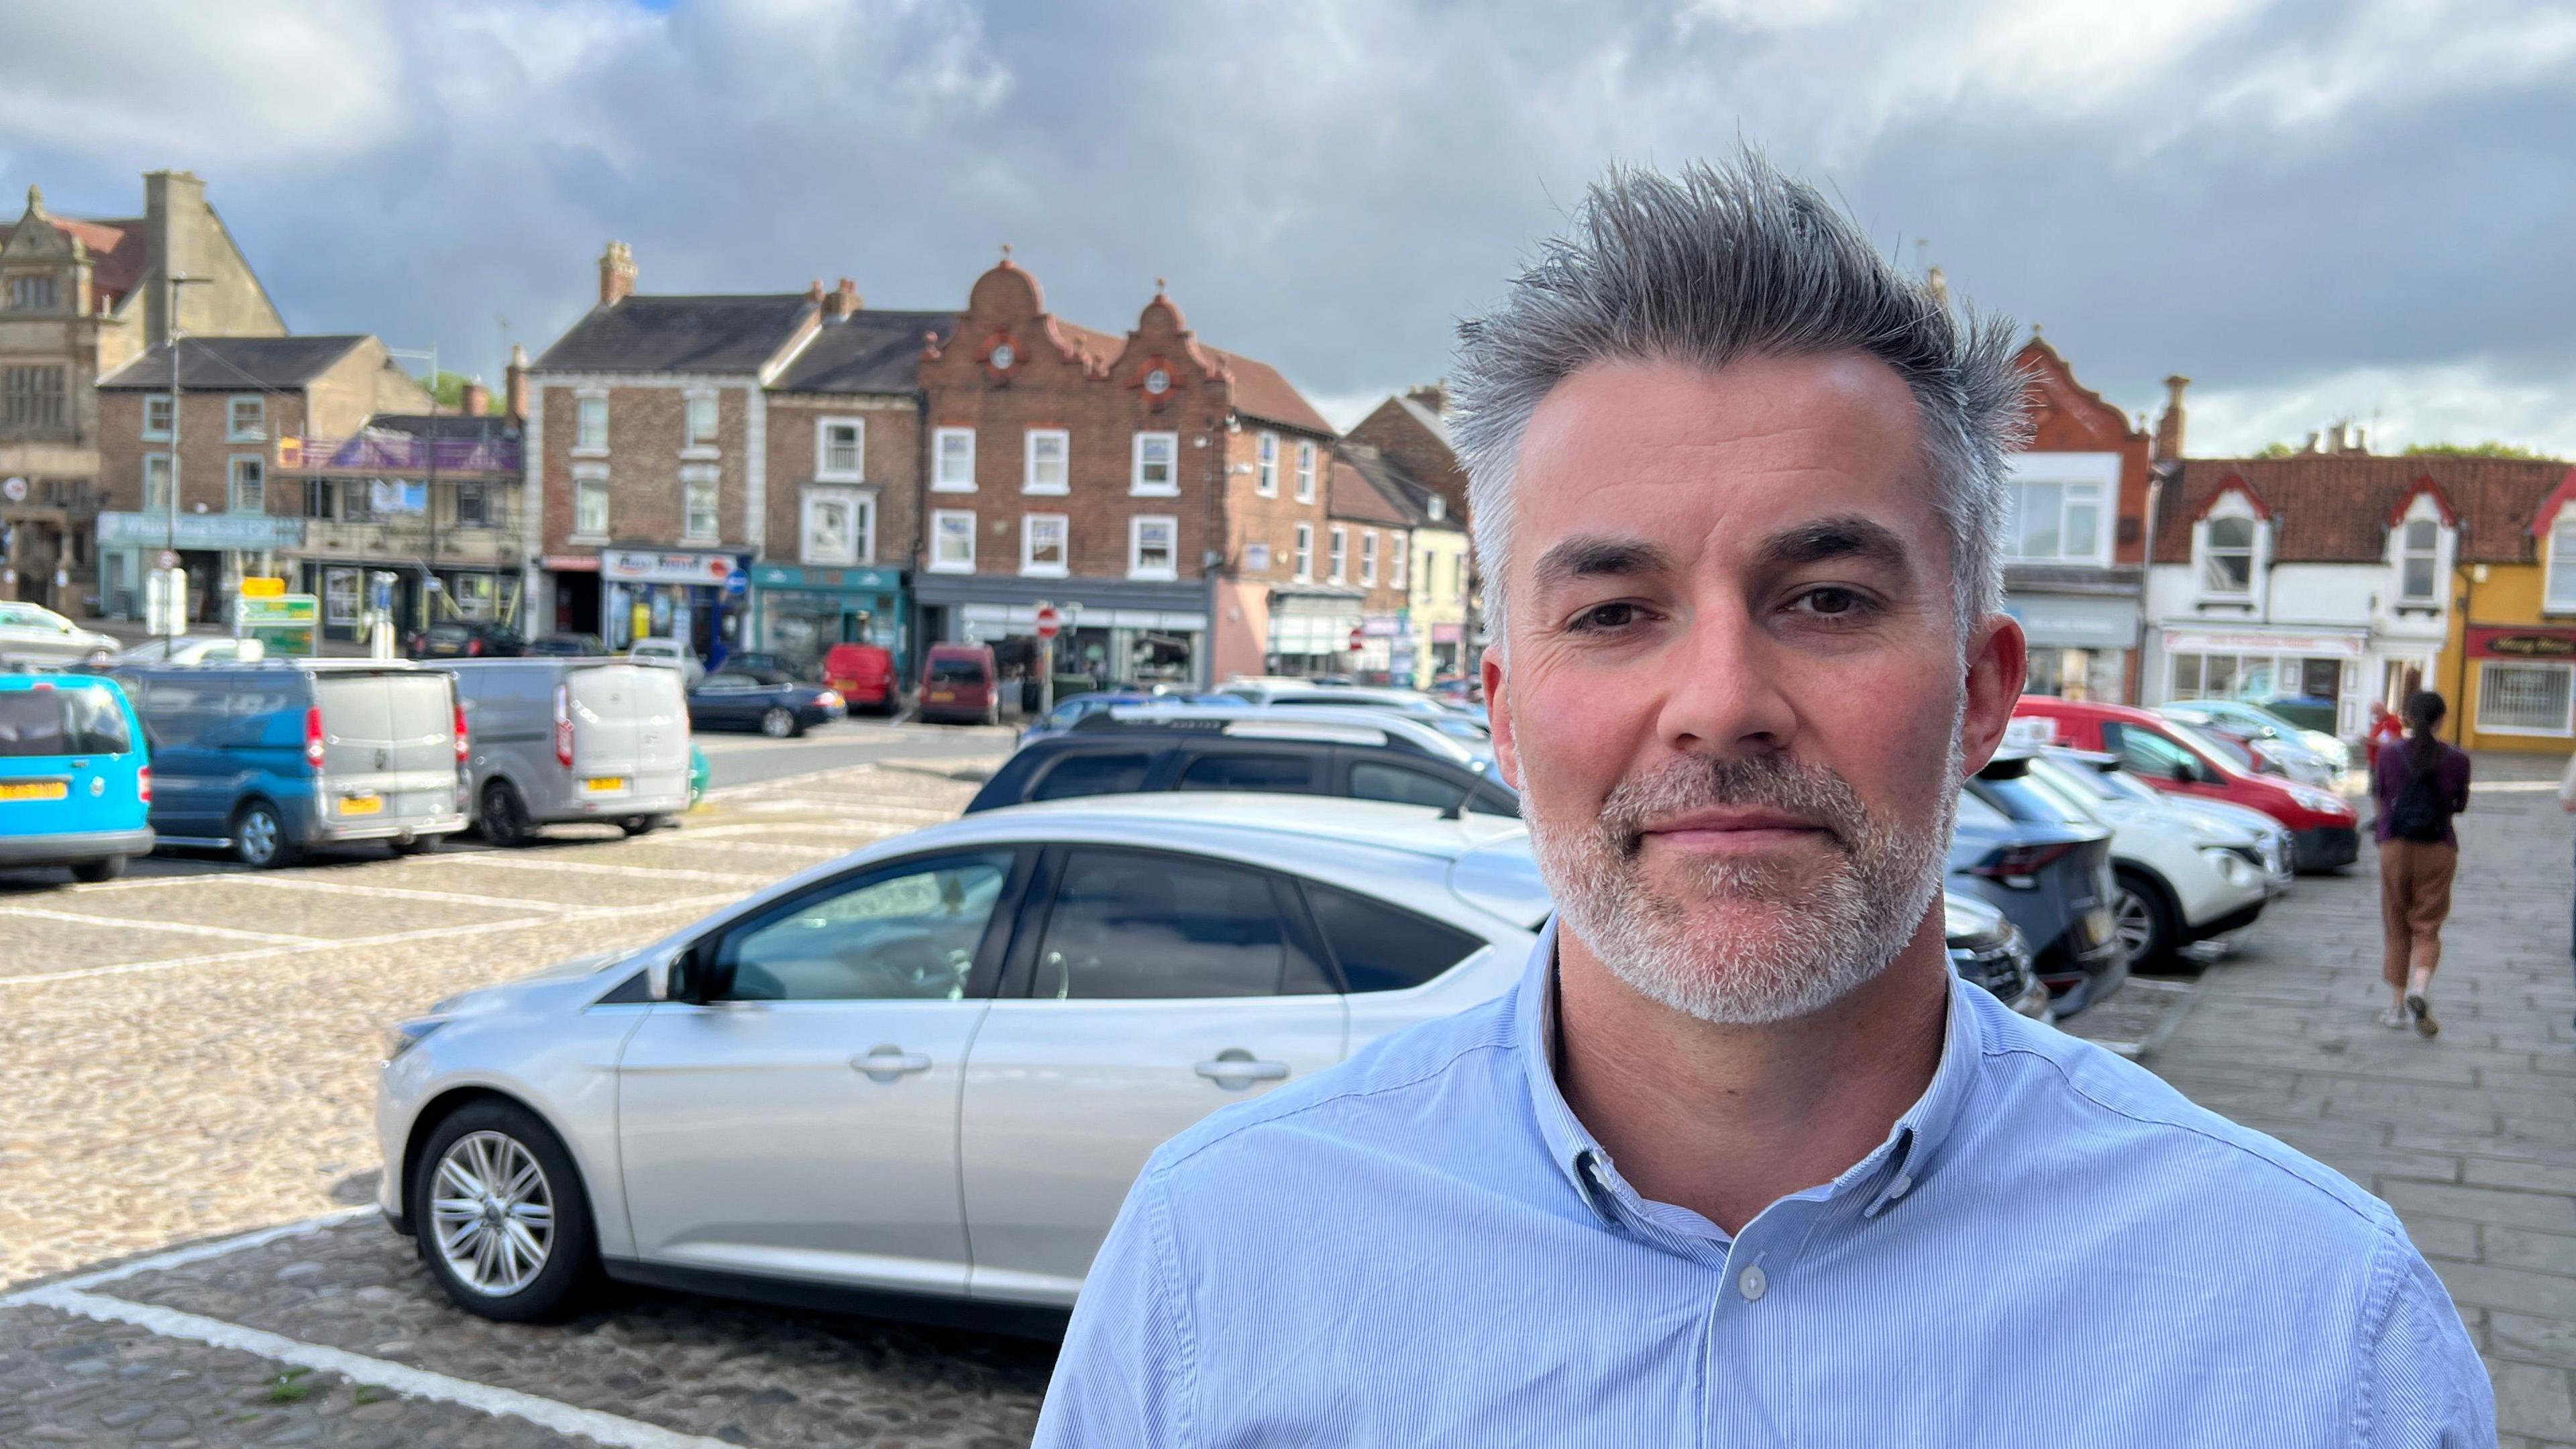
[2145,751,2576,1447]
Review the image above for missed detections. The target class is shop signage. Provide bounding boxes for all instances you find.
[239,576,286,598]
[749,563,901,592]
[2160,627,2366,659]
[1360,614,1404,638]
[235,593,319,657]
[1430,623,1464,644]
[97,511,304,550]
[2467,626,2576,660]
[600,549,741,586]
[541,555,600,572]
[2004,594,2136,649]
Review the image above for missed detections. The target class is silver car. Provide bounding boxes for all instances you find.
[0,601,119,668]
[445,658,692,843]
[376,795,1540,1324]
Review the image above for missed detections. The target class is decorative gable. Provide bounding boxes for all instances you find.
[2528,467,2576,538]
[2192,473,2274,523]
[2383,475,2460,530]
[2014,335,2143,452]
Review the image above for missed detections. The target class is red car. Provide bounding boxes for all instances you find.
[821,643,896,714]
[916,643,1000,726]
[2012,696,2359,873]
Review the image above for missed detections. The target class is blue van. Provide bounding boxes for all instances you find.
[0,674,154,883]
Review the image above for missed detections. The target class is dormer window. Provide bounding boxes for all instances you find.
[2398,519,2439,606]
[2202,517,2254,595]
[2547,519,2576,614]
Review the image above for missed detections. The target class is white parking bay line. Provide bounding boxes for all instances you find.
[425,855,771,885]
[11,1288,734,1449]
[0,904,325,946]
[215,875,584,913]
[3,1208,372,1301]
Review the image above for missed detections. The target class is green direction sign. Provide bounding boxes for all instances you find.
[236,593,319,657]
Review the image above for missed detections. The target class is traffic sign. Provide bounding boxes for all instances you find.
[1,476,24,502]
[1034,604,1062,640]
[239,576,286,598]
[1348,627,1365,653]
[157,550,180,570]
[724,570,749,596]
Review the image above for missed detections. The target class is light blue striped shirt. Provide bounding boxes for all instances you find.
[1036,918,2492,1446]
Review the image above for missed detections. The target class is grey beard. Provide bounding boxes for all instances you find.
[1527,729,1961,1026]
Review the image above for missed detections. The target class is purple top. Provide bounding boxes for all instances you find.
[2371,739,2472,846]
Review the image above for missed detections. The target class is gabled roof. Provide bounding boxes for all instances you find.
[1207,347,1334,436]
[97,335,370,390]
[50,215,146,302]
[2154,455,2572,566]
[772,310,958,394]
[1327,453,1412,527]
[1335,442,1447,529]
[534,294,815,374]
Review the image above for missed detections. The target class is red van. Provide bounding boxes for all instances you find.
[918,643,1000,726]
[2013,696,2359,873]
[821,644,896,714]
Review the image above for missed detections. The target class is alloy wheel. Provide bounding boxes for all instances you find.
[761,707,795,738]
[428,1130,555,1298]
[237,807,281,867]
[2112,888,2157,961]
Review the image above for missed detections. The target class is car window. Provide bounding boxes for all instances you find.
[1030,751,1154,802]
[2164,720,2251,771]
[1177,751,1313,792]
[1033,850,1301,1000]
[1303,881,1484,991]
[63,688,131,755]
[2101,722,2202,782]
[1350,759,1466,812]
[0,692,68,756]
[717,851,1012,1002]
[928,658,986,684]
[1953,792,2011,829]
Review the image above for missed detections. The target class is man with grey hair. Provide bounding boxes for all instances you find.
[1036,154,2489,1444]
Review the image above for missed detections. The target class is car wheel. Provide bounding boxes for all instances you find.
[411,1099,595,1323]
[231,800,297,869]
[70,855,125,883]
[760,706,796,739]
[619,814,667,837]
[2112,868,2178,971]
[480,780,533,847]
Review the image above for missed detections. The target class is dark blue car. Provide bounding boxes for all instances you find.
[686,671,846,738]
[1949,754,2126,1015]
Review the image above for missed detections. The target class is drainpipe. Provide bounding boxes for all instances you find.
[2136,464,2164,704]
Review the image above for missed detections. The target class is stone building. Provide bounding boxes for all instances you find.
[0,170,283,610]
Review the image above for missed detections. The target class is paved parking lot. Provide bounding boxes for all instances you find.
[2,747,2568,1444]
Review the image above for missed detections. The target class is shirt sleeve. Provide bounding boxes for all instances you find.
[1032,1165,1197,1448]
[2362,1231,2495,1447]
[2450,751,2471,814]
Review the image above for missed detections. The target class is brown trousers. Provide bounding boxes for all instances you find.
[2379,839,2459,989]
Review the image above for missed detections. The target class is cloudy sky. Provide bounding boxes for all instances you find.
[6,0,2574,454]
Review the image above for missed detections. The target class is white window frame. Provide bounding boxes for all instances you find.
[572,464,610,540]
[1129,515,1179,581]
[1389,532,1407,591]
[1021,512,1069,578]
[932,427,977,492]
[574,393,609,455]
[1024,428,1069,494]
[226,395,265,443]
[1328,525,1348,584]
[1256,431,1278,496]
[1360,529,1379,586]
[815,417,865,482]
[142,453,172,513]
[2476,660,2575,737]
[143,394,172,441]
[1295,440,1316,502]
[930,508,977,574]
[683,391,720,455]
[227,455,264,514]
[1294,522,1313,582]
[800,486,872,566]
[2547,518,2576,615]
[2000,453,2115,566]
[680,464,720,543]
[2396,516,2442,607]
[2196,504,2260,601]
[1245,541,1271,574]
[1132,431,1179,496]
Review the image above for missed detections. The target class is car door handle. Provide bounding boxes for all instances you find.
[1195,1057,1290,1083]
[852,1046,932,1077]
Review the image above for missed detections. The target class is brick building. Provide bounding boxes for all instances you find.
[1344,383,1478,667]
[0,171,283,611]
[93,335,433,623]
[2004,335,2157,702]
[914,255,1336,689]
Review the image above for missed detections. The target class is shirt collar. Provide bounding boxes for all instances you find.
[1514,912,1986,1230]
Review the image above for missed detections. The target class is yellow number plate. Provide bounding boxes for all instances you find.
[928,690,955,702]
[0,780,68,802]
[583,776,628,793]
[339,793,383,816]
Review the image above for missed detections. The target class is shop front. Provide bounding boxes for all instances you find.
[747,564,910,680]
[2455,625,2576,752]
[914,573,1208,693]
[599,547,751,665]
[2005,592,2139,702]
[1429,621,1466,681]
[1266,584,1366,678]
[2157,625,2367,737]
[96,510,303,625]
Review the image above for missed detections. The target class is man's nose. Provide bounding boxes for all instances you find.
[1654,598,1796,755]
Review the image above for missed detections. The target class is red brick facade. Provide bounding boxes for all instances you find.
[760,396,921,570]
[2016,337,2153,565]
[536,380,755,553]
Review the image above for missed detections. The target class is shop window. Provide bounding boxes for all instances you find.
[2477,661,2574,736]
[1132,432,1178,496]
[1295,441,1316,502]
[682,466,719,541]
[1025,429,1069,494]
[2201,517,2254,596]
[2547,521,2576,614]
[229,456,264,514]
[1130,515,1177,581]
[1294,523,1313,581]
[574,468,610,538]
[227,396,265,441]
[1328,526,1347,583]
[1256,432,1278,496]
[934,427,976,492]
[2396,519,2440,606]
[1022,513,1069,577]
[931,510,976,573]
[144,394,173,440]
[575,396,608,452]
[816,418,864,480]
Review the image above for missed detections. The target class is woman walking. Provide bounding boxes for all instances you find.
[2373,690,2471,1036]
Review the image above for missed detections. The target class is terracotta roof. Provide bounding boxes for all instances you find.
[1328,454,1411,527]
[2153,455,2573,566]
[1207,347,1332,436]
[50,215,145,303]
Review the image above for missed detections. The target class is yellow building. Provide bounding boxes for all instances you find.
[2439,466,2576,753]
[1409,513,1472,685]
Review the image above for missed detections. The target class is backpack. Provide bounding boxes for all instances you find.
[2388,749,2450,843]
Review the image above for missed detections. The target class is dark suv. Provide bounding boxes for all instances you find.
[967,706,1519,818]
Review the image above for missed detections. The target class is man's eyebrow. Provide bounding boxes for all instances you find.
[1527,536,1674,596]
[1758,515,1911,572]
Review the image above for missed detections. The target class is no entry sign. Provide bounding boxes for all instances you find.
[1034,605,1062,640]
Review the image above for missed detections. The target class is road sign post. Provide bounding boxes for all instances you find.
[1034,602,1061,716]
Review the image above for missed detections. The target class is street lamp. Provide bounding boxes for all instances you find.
[160,272,210,642]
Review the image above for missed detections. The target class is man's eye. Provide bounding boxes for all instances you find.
[1790,587,1872,619]
[1567,602,1644,633]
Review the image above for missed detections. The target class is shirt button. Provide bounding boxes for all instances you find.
[1737,1265,1767,1302]
[1890,1173,1913,1198]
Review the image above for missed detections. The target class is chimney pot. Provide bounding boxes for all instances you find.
[822,278,861,320]
[598,241,636,307]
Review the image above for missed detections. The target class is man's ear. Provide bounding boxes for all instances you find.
[1959,614,2027,777]
[1481,643,1522,792]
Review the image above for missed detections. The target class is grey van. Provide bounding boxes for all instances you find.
[444,659,691,844]
[117,661,470,867]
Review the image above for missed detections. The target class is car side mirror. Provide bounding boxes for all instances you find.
[653,942,731,1004]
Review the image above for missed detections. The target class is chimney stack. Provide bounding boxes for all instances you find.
[598,241,636,307]
[504,345,529,422]
[806,278,826,303]
[822,277,862,320]
[460,377,491,417]
[2153,375,2189,462]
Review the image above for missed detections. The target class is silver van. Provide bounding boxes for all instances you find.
[445,659,692,843]
[117,661,470,867]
